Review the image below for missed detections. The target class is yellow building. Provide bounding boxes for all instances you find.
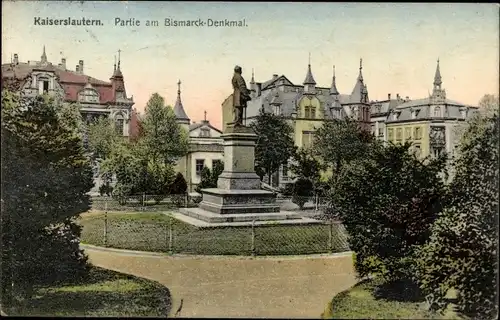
[385,60,478,159]
[222,60,372,187]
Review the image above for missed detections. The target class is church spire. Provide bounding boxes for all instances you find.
[112,49,123,78]
[330,65,339,95]
[303,52,317,85]
[433,58,442,88]
[358,58,363,82]
[41,45,47,64]
[173,80,190,124]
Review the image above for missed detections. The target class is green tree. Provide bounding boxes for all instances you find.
[140,93,189,165]
[195,167,212,193]
[292,178,313,210]
[416,99,499,318]
[290,147,322,183]
[329,142,447,283]
[314,117,376,180]
[1,91,93,303]
[87,116,121,160]
[251,109,296,184]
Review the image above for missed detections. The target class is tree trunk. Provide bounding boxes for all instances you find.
[268,168,272,185]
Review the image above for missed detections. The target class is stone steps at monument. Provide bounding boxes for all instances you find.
[179,207,302,223]
[171,210,322,228]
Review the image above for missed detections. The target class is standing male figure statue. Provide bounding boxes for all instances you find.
[231,65,251,126]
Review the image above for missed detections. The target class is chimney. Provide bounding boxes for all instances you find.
[272,74,278,80]
[79,60,84,74]
[256,83,262,96]
[76,65,80,72]
[406,96,409,100]
[13,54,19,65]
[61,58,66,69]
[396,93,400,100]
[388,93,391,100]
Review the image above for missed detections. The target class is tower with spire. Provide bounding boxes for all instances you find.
[40,45,48,65]
[173,80,191,130]
[431,58,446,101]
[110,49,128,101]
[303,53,317,94]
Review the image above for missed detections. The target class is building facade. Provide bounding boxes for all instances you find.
[171,81,224,192]
[222,59,372,187]
[1,47,135,136]
[384,60,478,159]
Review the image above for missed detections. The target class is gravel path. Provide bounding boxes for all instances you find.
[83,245,356,318]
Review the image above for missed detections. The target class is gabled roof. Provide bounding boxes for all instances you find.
[189,120,222,134]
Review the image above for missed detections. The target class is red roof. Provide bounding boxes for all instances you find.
[1,62,120,104]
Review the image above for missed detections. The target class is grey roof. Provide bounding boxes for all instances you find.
[189,120,222,134]
[303,64,316,85]
[349,69,365,104]
[386,97,478,123]
[370,99,402,115]
[173,83,190,121]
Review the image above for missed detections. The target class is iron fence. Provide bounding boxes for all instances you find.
[80,212,350,256]
[90,194,331,214]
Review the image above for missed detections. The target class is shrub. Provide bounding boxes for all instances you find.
[329,142,447,282]
[416,110,499,318]
[169,173,188,195]
[292,178,313,209]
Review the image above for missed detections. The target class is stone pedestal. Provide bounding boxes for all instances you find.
[199,125,280,215]
[178,125,316,226]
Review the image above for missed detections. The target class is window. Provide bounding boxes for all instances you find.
[78,89,100,103]
[274,105,281,115]
[311,107,316,119]
[195,159,205,175]
[304,106,311,119]
[302,131,315,148]
[432,147,444,158]
[38,77,49,94]
[414,127,422,140]
[200,128,210,137]
[281,163,288,181]
[371,124,376,135]
[388,128,394,141]
[434,106,441,117]
[460,109,468,119]
[396,128,402,141]
[115,119,124,135]
[411,109,420,119]
[378,127,384,137]
[392,112,399,120]
[405,128,411,140]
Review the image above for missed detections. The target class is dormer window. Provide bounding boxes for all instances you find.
[200,128,211,138]
[411,109,420,119]
[274,105,281,115]
[78,88,100,103]
[392,111,400,120]
[434,106,441,117]
[460,108,468,119]
[38,77,50,94]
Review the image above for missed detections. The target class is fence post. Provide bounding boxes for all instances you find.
[142,192,146,210]
[251,220,256,256]
[104,201,108,247]
[328,219,334,253]
[168,219,173,254]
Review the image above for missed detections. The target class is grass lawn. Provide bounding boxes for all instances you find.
[322,279,463,319]
[79,211,350,256]
[6,266,171,317]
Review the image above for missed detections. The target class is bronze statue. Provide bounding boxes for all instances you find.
[231,65,251,126]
